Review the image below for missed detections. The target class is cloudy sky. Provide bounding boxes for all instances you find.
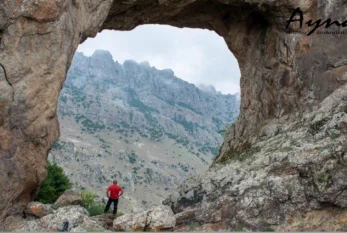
[77,24,240,95]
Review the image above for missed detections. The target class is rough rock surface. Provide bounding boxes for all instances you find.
[0,0,113,223]
[1,0,347,229]
[54,190,82,207]
[113,205,176,232]
[90,213,116,231]
[113,213,134,232]
[25,202,53,218]
[164,84,347,231]
[14,206,105,232]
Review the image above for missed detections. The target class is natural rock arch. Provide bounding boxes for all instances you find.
[0,0,346,223]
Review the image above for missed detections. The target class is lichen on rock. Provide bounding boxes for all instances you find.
[164,83,347,231]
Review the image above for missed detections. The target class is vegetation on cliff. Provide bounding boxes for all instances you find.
[80,191,124,216]
[35,162,72,204]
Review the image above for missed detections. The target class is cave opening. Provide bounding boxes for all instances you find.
[49,25,241,212]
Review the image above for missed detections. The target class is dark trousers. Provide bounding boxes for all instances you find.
[104,198,119,214]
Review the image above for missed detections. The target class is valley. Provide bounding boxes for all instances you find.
[48,50,240,212]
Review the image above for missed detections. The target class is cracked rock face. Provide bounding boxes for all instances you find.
[1,0,347,227]
[113,205,176,231]
[14,205,105,232]
[24,202,53,218]
[0,0,114,224]
[164,84,347,231]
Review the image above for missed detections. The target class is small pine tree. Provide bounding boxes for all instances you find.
[35,161,72,204]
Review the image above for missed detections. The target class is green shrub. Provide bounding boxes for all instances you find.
[263,226,275,232]
[317,172,330,183]
[60,95,67,103]
[80,190,123,216]
[80,191,102,216]
[51,141,66,150]
[51,204,59,210]
[87,203,124,217]
[236,224,244,231]
[87,203,106,216]
[330,133,340,140]
[81,191,95,209]
[35,161,72,204]
[189,223,199,230]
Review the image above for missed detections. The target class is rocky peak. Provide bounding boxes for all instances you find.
[139,61,150,68]
[91,49,114,61]
[197,84,218,94]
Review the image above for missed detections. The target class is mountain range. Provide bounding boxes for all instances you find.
[48,50,240,212]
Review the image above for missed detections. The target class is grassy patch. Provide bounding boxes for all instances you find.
[236,224,244,232]
[317,172,330,183]
[189,223,198,230]
[263,226,275,232]
[313,146,325,152]
[279,147,292,152]
[80,190,124,216]
[329,133,340,140]
[215,140,258,165]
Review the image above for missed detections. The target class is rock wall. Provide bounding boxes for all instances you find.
[164,83,347,231]
[1,0,347,225]
[0,0,114,223]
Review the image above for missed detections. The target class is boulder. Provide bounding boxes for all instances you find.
[70,226,87,232]
[40,206,90,231]
[146,205,176,231]
[14,220,45,232]
[91,213,116,230]
[132,211,148,231]
[1,215,37,232]
[15,206,105,232]
[54,190,82,207]
[25,202,53,218]
[113,205,175,232]
[175,209,197,225]
[113,213,133,231]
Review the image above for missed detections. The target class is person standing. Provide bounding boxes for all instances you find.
[104,180,124,215]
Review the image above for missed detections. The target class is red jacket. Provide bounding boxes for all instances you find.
[108,185,122,199]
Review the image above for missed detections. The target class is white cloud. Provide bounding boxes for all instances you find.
[77,24,240,94]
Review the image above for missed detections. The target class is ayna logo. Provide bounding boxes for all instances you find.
[286,7,347,36]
